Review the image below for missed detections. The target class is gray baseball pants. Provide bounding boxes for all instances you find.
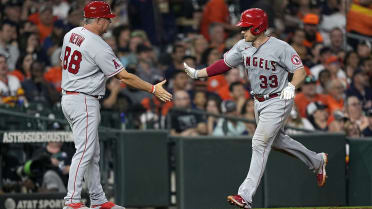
[62,94,108,205]
[238,97,323,204]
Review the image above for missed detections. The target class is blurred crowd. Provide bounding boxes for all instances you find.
[0,0,371,142]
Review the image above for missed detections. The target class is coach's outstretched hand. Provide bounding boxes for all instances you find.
[280,82,295,100]
[154,80,172,102]
[184,62,198,79]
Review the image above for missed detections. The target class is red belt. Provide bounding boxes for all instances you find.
[254,93,280,102]
[65,91,100,99]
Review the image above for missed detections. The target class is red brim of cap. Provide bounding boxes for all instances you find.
[104,13,116,18]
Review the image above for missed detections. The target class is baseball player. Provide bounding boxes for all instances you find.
[60,2,172,209]
[184,8,328,208]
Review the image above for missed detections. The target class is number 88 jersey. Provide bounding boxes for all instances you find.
[224,37,303,95]
[60,27,123,96]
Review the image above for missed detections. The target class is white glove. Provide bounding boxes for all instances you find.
[184,62,198,79]
[280,82,295,100]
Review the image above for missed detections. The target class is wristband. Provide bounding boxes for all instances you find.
[193,70,198,79]
[151,85,156,94]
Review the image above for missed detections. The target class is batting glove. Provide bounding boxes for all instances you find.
[184,62,198,79]
[280,82,295,100]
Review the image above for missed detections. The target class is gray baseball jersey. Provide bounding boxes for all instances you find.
[61,27,123,96]
[224,37,303,95]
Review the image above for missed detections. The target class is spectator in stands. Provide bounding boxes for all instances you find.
[344,119,361,138]
[306,101,329,131]
[206,96,221,135]
[345,96,369,131]
[310,46,333,79]
[356,41,372,59]
[113,25,131,52]
[212,100,247,136]
[228,81,249,114]
[346,69,372,111]
[165,44,186,80]
[362,109,372,137]
[42,20,66,59]
[291,28,308,61]
[0,54,26,106]
[191,35,209,66]
[103,78,132,114]
[65,6,83,31]
[0,20,19,70]
[170,90,206,136]
[216,68,243,100]
[329,27,348,55]
[325,79,345,120]
[344,51,360,84]
[19,20,39,35]
[136,44,163,84]
[3,0,23,23]
[302,13,323,48]
[19,32,48,65]
[295,75,327,117]
[201,47,226,92]
[102,78,123,109]
[44,61,63,92]
[208,23,225,53]
[360,56,372,74]
[169,70,190,94]
[323,55,346,82]
[22,61,59,106]
[359,56,372,87]
[200,0,232,41]
[183,55,197,70]
[120,31,148,68]
[193,90,207,111]
[316,69,331,94]
[329,110,348,133]
[240,99,256,136]
[10,53,34,82]
[28,3,56,42]
[285,105,314,135]
[307,43,324,68]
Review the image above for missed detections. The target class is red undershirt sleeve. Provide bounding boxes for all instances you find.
[206,59,231,77]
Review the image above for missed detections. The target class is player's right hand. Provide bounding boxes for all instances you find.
[154,80,172,102]
[184,62,198,79]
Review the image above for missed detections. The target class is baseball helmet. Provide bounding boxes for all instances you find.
[236,8,268,35]
[84,1,116,19]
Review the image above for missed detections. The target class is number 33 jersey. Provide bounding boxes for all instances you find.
[60,27,123,96]
[224,37,303,95]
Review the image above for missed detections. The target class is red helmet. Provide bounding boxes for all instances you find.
[236,8,268,35]
[84,1,116,19]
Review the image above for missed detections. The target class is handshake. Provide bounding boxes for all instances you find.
[183,62,198,79]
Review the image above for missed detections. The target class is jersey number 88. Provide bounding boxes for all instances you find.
[63,46,82,74]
